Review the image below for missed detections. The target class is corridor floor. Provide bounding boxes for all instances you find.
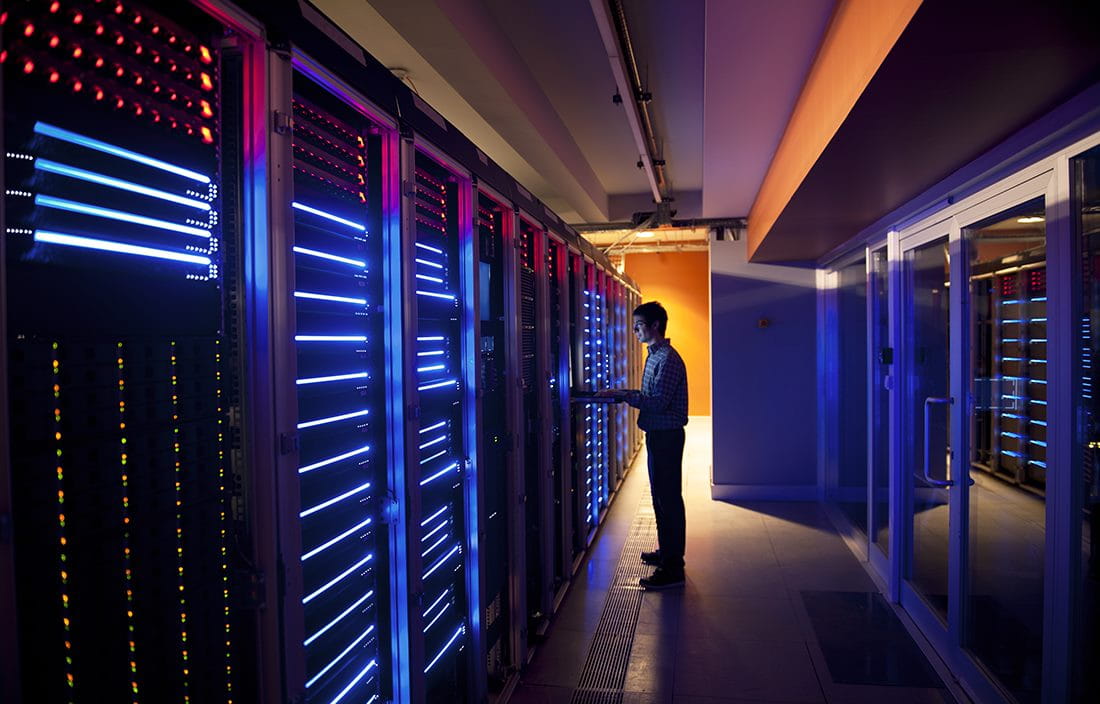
[508,417,957,704]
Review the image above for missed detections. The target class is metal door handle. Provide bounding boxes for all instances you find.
[923,396,954,487]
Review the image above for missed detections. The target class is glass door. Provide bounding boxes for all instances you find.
[899,228,956,630]
[897,181,1054,703]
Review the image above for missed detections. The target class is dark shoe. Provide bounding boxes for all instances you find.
[641,549,661,566]
[639,568,684,590]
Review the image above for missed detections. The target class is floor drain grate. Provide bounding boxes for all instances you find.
[570,494,656,703]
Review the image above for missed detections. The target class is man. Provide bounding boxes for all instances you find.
[599,301,688,589]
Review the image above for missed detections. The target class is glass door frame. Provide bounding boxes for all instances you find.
[891,165,1069,703]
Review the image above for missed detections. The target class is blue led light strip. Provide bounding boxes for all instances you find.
[35,195,212,238]
[419,379,457,391]
[302,518,373,561]
[296,335,367,342]
[302,554,374,604]
[299,445,371,474]
[424,602,451,632]
[420,449,447,465]
[419,435,448,450]
[294,291,367,305]
[415,242,444,255]
[416,258,444,269]
[298,409,370,429]
[304,590,375,646]
[422,521,448,543]
[328,659,379,704]
[296,372,368,385]
[34,122,212,183]
[293,246,366,268]
[416,290,456,301]
[35,160,212,210]
[300,482,372,518]
[425,625,465,672]
[423,589,449,617]
[420,462,460,486]
[421,506,448,527]
[422,533,449,557]
[420,421,447,434]
[34,230,211,265]
[304,626,376,688]
[417,364,446,373]
[423,544,461,579]
[292,201,367,232]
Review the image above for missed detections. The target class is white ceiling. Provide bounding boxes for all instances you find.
[311,0,835,227]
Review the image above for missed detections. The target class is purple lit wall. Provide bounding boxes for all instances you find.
[710,237,818,499]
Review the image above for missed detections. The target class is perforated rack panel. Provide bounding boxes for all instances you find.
[3,1,245,701]
[289,73,390,703]
[412,152,470,698]
[994,266,1049,489]
[475,189,511,685]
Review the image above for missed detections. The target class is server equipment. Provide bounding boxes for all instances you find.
[2,1,253,701]
[474,186,514,690]
[280,70,393,704]
[972,258,1049,492]
[1,2,644,702]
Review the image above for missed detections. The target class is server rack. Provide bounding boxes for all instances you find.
[474,184,520,692]
[2,4,644,703]
[1,1,255,700]
[402,144,481,702]
[546,233,573,607]
[973,259,1049,492]
[517,215,553,639]
[268,62,399,703]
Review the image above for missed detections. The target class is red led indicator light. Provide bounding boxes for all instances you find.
[199,46,213,64]
[199,73,214,91]
[72,46,83,59]
[50,1,61,13]
[23,60,35,74]
[49,71,61,83]
[72,80,83,92]
[0,12,8,26]
[24,22,35,37]
[200,100,214,118]
[0,50,7,64]
[72,11,83,24]
[94,87,105,101]
[200,126,214,144]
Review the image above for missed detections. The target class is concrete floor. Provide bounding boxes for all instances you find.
[508,417,955,704]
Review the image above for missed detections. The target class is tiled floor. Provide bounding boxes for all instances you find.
[509,418,955,704]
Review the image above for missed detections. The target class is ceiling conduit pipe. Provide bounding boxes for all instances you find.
[589,0,664,204]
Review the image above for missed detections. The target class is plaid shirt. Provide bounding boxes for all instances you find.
[624,338,688,431]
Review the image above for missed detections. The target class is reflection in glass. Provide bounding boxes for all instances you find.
[834,258,869,534]
[1073,144,1100,702]
[966,199,1046,703]
[871,248,891,554]
[906,236,951,621]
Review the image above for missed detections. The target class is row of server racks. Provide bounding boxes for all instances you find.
[0,1,644,702]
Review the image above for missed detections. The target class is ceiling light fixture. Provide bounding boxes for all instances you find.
[1017,216,1045,224]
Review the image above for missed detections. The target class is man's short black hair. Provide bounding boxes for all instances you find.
[633,301,668,335]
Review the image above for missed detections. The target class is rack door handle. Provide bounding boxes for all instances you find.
[923,396,955,488]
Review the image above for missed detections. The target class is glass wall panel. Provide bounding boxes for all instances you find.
[964,199,1047,703]
[871,248,891,554]
[1073,144,1100,702]
[834,258,869,533]
[905,236,951,621]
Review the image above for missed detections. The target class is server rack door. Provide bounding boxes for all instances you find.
[569,251,591,553]
[517,216,552,637]
[271,68,397,704]
[547,236,572,603]
[474,186,522,692]
[2,2,255,701]
[406,147,480,702]
[594,268,611,516]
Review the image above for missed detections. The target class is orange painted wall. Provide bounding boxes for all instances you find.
[623,251,711,416]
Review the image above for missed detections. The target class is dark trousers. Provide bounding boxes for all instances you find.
[646,428,686,572]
